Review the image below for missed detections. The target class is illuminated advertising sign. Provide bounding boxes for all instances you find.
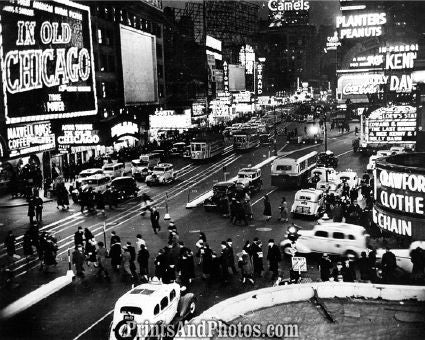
[366,106,416,144]
[336,13,386,39]
[149,110,191,130]
[268,0,310,12]
[223,62,229,95]
[0,0,97,124]
[192,99,206,117]
[111,122,138,138]
[239,45,255,75]
[57,124,99,145]
[326,32,341,51]
[206,35,222,52]
[257,63,263,95]
[233,91,251,104]
[7,121,55,157]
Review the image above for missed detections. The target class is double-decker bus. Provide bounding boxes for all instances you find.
[190,132,225,161]
[232,128,260,152]
[271,150,318,187]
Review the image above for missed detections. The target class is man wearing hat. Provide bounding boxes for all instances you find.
[319,253,332,281]
[267,239,281,280]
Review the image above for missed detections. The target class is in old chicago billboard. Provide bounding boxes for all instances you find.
[0,0,97,124]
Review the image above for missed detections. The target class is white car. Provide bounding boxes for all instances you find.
[337,170,359,189]
[109,280,196,340]
[367,150,392,171]
[316,180,340,196]
[309,167,337,184]
[389,146,406,155]
[76,168,104,188]
[291,189,324,218]
[145,163,175,186]
[79,174,112,193]
[280,222,369,258]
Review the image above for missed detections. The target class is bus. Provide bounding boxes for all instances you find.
[190,132,225,161]
[271,150,318,187]
[232,128,260,152]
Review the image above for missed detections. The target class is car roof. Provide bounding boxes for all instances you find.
[238,168,258,173]
[103,163,123,167]
[214,181,235,187]
[115,282,180,308]
[112,177,134,182]
[80,168,103,174]
[314,222,366,233]
[296,189,322,195]
[156,163,173,167]
[82,174,111,180]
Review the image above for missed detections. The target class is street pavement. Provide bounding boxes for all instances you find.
[0,121,365,340]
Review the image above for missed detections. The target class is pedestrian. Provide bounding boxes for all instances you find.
[233,200,248,226]
[263,195,272,221]
[343,258,356,282]
[220,241,230,283]
[178,241,195,286]
[72,244,86,278]
[33,193,43,223]
[74,226,84,248]
[85,238,97,269]
[267,239,281,279]
[331,261,344,282]
[136,234,146,250]
[110,231,120,248]
[140,193,152,216]
[4,231,17,258]
[23,230,34,258]
[368,248,377,282]
[238,249,254,285]
[137,244,150,281]
[110,241,122,272]
[122,246,134,281]
[357,251,371,282]
[332,200,344,222]
[96,191,105,214]
[319,253,332,281]
[84,228,94,244]
[279,197,288,223]
[28,195,35,224]
[126,242,137,278]
[226,238,238,274]
[410,247,425,284]
[154,248,166,279]
[251,238,264,277]
[381,247,397,284]
[56,181,69,210]
[201,243,213,280]
[96,242,110,280]
[195,232,206,265]
[243,192,253,220]
[150,207,161,234]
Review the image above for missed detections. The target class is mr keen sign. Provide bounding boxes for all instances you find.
[0,0,97,124]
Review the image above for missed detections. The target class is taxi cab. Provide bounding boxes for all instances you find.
[291,189,324,218]
[145,163,175,186]
[280,222,369,259]
[236,167,262,193]
[79,174,112,193]
[109,280,196,340]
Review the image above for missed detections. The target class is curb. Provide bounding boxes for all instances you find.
[0,198,53,209]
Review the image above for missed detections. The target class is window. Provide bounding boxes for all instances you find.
[299,161,306,171]
[348,235,356,240]
[276,165,291,171]
[120,306,142,315]
[170,289,176,301]
[333,232,345,240]
[154,304,160,315]
[160,297,168,310]
[314,230,328,238]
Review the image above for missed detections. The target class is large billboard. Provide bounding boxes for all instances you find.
[228,64,246,92]
[120,25,158,105]
[0,0,97,124]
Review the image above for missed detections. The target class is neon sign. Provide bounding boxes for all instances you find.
[0,0,97,124]
[57,124,99,145]
[223,61,229,95]
[111,122,138,138]
[336,13,386,39]
[257,63,263,95]
[268,0,310,12]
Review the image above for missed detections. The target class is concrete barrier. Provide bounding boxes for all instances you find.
[176,282,425,339]
[0,270,74,320]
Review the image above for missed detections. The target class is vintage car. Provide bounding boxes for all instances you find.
[132,153,161,181]
[102,163,125,178]
[316,180,341,196]
[109,280,197,340]
[291,189,325,218]
[79,174,112,193]
[203,181,236,211]
[171,142,188,155]
[366,150,392,171]
[110,177,139,200]
[76,168,104,188]
[145,163,175,186]
[308,167,337,186]
[389,146,406,155]
[280,222,369,259]
[235,167,262,193]
[317,150,338,169]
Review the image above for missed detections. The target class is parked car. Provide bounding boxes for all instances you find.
[291,189,324,218]
[109,280,196,340]
[280,222,369,258]
[110,177,139,200]
[145,163,175,186]
[317,151,338,169]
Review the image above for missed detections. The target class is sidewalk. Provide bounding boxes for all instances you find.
[0,189,53,208]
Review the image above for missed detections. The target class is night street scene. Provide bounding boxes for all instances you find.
[1,0,425,339]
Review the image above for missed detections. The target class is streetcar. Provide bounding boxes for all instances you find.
[270,150,318,187]
[190,132,225,161]
[232,128,260,152]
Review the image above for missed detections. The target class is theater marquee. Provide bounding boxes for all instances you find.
[0,0,97,124]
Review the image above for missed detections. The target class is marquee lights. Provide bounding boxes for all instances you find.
[57,124,99,145]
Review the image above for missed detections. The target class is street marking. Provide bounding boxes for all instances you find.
[72,309,114,340]
[256,227,272,231]
[252,188,277,206]
[189,229,201,233]
[336,150,353,158]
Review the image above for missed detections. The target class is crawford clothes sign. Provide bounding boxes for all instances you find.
[0,0,97,124]
[7,121,55,157]
[366,106,416,144]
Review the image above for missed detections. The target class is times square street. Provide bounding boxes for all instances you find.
[0,120,363,340]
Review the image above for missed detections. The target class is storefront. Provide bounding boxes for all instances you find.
[373,153,425,240]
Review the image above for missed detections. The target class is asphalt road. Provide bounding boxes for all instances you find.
[0,122,367,340]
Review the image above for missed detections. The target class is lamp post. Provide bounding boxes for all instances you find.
[164,192,170,221]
